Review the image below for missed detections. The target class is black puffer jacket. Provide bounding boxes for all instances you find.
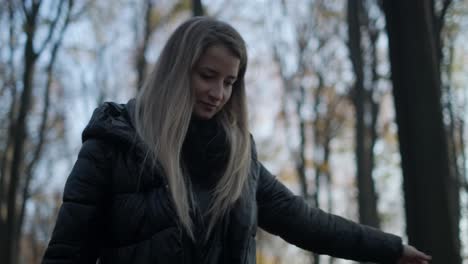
[42,99,403,264]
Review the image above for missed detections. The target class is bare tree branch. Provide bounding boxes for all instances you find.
[21,1,30,21]
[70,0,93,21]
[438,0,453,34]
[135,0,153,90]
[16,0,74,245]
[36,0,66,56]
[0,0,19,207]
[1,0,72,262]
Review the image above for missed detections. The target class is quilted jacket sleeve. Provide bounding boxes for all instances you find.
[256,161,403,264]
[42,139,113,264]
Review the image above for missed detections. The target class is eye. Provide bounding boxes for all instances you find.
[224,81,234,87]
[199,72,214,80]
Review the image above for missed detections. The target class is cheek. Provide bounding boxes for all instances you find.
[192,77,207,98]
[223,88,233,103]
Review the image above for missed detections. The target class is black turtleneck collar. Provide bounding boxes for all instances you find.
[182,116,229,187]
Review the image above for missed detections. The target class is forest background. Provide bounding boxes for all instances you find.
[1,0,468,263]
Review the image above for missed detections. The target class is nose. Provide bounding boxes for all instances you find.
[208,82,223,101]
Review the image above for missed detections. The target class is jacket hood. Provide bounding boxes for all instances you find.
[82,98,167,185]
[81,98,139,149]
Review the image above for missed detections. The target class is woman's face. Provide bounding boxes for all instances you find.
[191,45,240,120]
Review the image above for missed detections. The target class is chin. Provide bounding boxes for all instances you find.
[193,111,216,120]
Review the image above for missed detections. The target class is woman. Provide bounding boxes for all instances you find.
[42,17,431,264]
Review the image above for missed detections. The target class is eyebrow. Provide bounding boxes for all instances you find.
[199,66,237,80]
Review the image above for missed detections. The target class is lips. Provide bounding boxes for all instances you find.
[201,102,217,108]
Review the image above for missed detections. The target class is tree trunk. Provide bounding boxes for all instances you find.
[1,2,73,263]
[192,0,204,16]
[16,4,73,260]
[323,136,335,264]
[135,0,153,90]
[5,10,39,262]
[0,1,17,211]
[382,1,461,262]
[296,84,309,202]
[347,0,380,229]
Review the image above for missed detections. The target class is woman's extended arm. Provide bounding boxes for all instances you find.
[42,139,113,264]
[256,161,403,263]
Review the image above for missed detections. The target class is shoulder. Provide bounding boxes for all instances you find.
[81,99,138,148]
[78,138,116,170]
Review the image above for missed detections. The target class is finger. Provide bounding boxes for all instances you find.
[414,250,431,261]
[421,254,432,261]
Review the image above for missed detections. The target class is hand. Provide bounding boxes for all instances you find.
[397,244,432,264]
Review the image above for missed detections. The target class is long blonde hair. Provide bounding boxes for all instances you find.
[133,17,251,240]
